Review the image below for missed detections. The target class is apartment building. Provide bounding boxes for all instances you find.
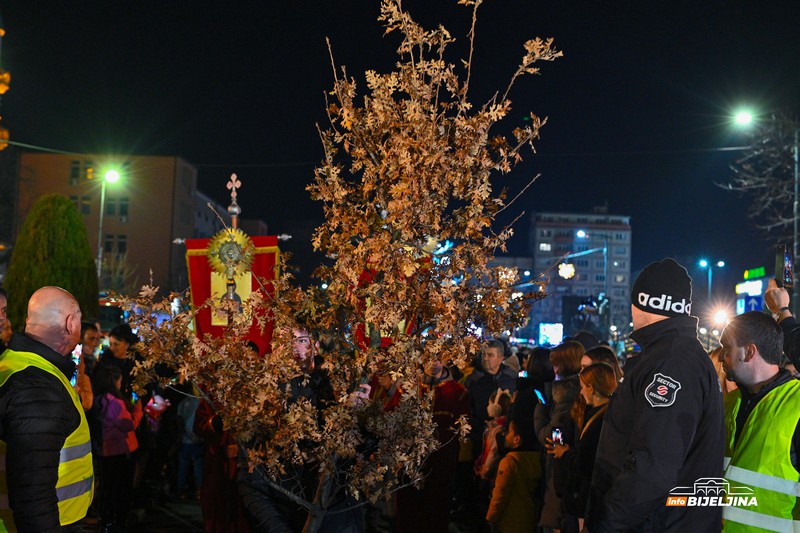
[529,209,632,342]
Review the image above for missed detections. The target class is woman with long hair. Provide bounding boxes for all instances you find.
[549,363,618,532]
[580,345,623,383]
[534,340,584,531]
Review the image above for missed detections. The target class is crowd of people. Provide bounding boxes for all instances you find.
[2,254,800,532]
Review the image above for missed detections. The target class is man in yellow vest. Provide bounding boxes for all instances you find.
[0,286,94,531]
[719,310,800,532]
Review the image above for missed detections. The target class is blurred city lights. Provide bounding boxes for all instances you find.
[558,263,576,279]
[712,308,730,326]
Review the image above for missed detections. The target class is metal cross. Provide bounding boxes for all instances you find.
[227,173,242,201]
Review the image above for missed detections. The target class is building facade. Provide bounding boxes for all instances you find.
[529,209,632,343]
[14,152,264,293]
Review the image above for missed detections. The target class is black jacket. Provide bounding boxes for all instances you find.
[778,315,800,370]
[587,315,725,532]
[558,404,606,517]
[0,333,81,532]
[465,366,518,455]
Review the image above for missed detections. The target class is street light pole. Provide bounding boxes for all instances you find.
[577,230,612,340]
[793,127,799,314]
[96,170,120,280]
[96,177,107,279]
[698,259,725,305]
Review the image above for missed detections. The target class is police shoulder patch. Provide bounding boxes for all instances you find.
[644,373,682,407]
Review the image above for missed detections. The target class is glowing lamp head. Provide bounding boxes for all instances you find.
[712,309,730,326]
[734,110,754,127]
[104,170,121,183]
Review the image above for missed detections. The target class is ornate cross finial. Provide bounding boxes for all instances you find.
[226,173,242,228]
[227,173,241,201]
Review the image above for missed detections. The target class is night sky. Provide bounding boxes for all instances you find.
[2,1,799,301]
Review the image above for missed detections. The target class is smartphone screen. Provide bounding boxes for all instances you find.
[71,344,82,367]
[551,427,564,445]
[777,244,794,288]
[69,345,82,387]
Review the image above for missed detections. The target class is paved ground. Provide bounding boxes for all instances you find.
[75,495,203,532]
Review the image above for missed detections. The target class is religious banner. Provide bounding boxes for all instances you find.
[185,234,280,355]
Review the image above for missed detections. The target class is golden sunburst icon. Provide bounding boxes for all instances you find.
[207,228,255,278]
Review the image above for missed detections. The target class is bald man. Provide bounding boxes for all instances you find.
[0,287,94,531]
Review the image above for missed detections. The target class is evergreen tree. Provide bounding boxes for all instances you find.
[5,193,98,327]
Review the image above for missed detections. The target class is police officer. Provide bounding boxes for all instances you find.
[0,286,94,531]
[586,258,725,532]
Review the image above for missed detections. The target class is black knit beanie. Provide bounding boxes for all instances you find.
[631,258,692,317]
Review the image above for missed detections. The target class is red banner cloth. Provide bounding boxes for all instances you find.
[185,236,279,356]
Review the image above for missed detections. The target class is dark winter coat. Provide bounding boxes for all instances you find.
[587,315,725,532]
[0,333,81,532]
[465,365,518,456]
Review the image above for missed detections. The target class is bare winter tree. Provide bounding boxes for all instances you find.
[720,111,799,244]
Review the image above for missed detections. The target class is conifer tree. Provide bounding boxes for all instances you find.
[5,194,98,326]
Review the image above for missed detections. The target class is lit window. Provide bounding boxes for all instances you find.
[539,242,552,252]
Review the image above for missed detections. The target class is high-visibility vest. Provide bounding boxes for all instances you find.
[723,380,800,532]
[0,349,94,530]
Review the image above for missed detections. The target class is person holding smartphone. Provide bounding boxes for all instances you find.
[764,278,800,369]
[72,343,94,411]
[548,363,618,532]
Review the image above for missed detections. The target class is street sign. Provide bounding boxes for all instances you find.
[737,296,763,314]
[746,297,763,311]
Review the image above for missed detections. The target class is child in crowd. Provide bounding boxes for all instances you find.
[94,363,143,532]
[475,389,512,482]
[486,416,542,532]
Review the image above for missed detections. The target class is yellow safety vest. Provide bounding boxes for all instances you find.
[723,380,800,533]
[0,349,94,530]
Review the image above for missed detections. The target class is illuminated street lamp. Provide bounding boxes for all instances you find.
[576,229,611,336]
[712,308,730,327]
[96,169,121,279]
[698,259,725,303]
